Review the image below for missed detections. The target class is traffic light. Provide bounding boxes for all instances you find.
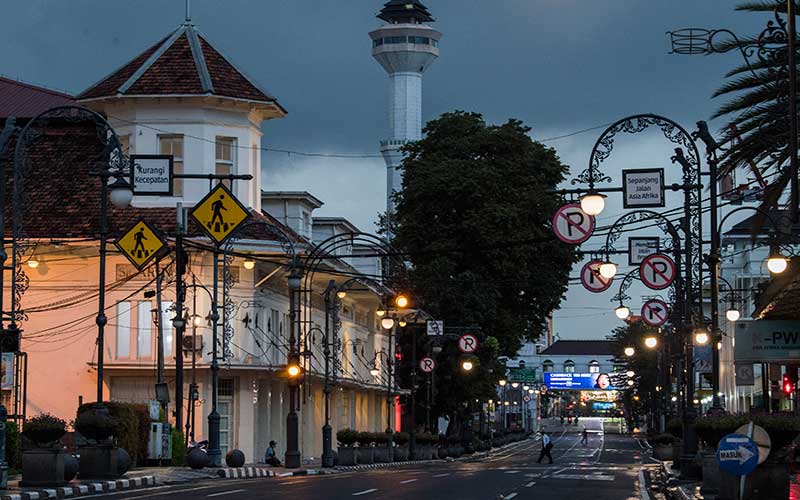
[782,373,795,396]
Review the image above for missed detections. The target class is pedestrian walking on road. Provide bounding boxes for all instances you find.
[581,426,588,445]
[265,440,281,466]
[560,416,564,426]
[537,431,554,464]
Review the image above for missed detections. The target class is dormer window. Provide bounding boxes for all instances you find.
[215,137,236,189]
[159,135,184,196]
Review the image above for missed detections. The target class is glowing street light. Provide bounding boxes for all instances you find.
[624,347,635,357]
[694,328,710,345]
[767,248,789,274]
[395,294,410,308]
[511,382,519,389]
[381,317,395,330]
[598,260,617,279]
[644,336,658,349]
[337,290,347,299]
[242,257,256,270]
[626,370,635,378]
[725,308,740,322]
[498,379,507,387]
[615,305,631,320]
[462,360,474,371]
[580,191,606,216]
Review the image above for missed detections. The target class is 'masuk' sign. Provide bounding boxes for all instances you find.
[734,320,800,363]
[623,168,664,209]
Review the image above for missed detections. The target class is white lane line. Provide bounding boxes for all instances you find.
[207,490,246,498]
[502,494,518,500]
[639,469,652,500]
[432,473,450,477]
[399,479,418,484]
[524,481,536,488]
[353,489,379,496]
[504,470,520,474]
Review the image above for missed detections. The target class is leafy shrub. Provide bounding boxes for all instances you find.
[77,402,151,465]
[336,428,358,447]
[171,428,186,466]
[23,413,67,446]
[650,433,676,446]
[667,418,683,438]
[6,421,20,469]
[357,431,375,446]
[372,432,388,445]
[694,414,800,449]
[394,432,409,446]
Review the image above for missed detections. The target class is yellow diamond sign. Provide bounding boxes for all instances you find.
[190,183,250,245]
[115,220,167,270]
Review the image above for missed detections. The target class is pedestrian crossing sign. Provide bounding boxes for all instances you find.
[115,219,167,270]
[190,183,250,245]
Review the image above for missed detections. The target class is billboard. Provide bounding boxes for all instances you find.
[734,320,800,363]
[544,372,615,390]
[592,402,614,411]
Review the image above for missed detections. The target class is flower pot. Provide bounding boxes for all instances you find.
[374,446,392,463]
[393,446,409,462]
[357,446,374,464]
[437,447,447,459]
[187,448,210,469]
[75,404,114,442]
[337,446,357,466]
[21,448,68,487]
[420,445,432,460]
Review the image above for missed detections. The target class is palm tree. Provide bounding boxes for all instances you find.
[711,1,799,216]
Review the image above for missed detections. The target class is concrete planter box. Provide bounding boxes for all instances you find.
[393,446,409,461]
[700,448,719,497]
[653,444,675,461]
[337,447,357,466]
[78,444,125,480]
[357,446,374,464]
[374,446,393,463]
[21,448,68,487]
[719,451,790,500]
[418,445,432,460]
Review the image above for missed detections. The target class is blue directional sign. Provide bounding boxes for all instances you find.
[717,434,759,476]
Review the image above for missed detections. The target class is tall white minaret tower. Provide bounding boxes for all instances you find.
[369,1,441,214]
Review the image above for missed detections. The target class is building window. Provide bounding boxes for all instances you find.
[543,360,553,373]
[564,360,575,373]
[160,301,174,357]
[137,301,152,358]
[116,302,132,358]
[215,137,236,189]
[159,135,183,195]
[589,361,600,373]
[218,378,234,456]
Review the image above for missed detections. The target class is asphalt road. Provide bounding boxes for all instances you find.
[98,418,646,500]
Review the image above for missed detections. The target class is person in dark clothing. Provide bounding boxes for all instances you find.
[265,440,281,466]
[537,431,554,464]
[581,426,589,445]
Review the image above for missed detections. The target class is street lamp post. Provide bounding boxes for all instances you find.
[285,258,303,469]
[321,280,337,468]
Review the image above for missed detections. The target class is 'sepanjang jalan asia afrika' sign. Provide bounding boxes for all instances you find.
[544,372,616,391]
[622,168,665,209]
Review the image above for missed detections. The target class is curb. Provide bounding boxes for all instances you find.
[335,459,442,472]
[0,476,156,500]
[217,467,277,479]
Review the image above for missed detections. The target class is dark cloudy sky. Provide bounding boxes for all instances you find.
[1,0,768,339]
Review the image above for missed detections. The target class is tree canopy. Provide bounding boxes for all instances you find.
[385,111,578,425]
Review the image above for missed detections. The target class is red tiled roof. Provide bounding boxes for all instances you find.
[1,119,301,247]
[77,22,282,111]
[0,76,74,118]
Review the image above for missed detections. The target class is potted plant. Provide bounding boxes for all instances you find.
[20,413,69,487]
[393,432,409,461]
[437,434,448,459]
[649,433,676,461]
[357,431,375,464]
[373,432,391,463]
[336,429,358,466]
[418,433,434,460]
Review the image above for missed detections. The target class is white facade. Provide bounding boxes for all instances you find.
[261,191,324,241]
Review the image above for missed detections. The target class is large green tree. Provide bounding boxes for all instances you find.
[386,111,578,430]
[712,2,800,213]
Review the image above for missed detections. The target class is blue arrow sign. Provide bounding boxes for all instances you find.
[717,433,759,476]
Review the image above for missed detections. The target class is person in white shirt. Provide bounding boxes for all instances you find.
[537,431,553,464]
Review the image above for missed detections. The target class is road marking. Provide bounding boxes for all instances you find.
[504,470,520,474]
[353,489,379,496]
[502,494,518,500]
[542,474,615,481]
[207,490,246,497]
[524,481,536,488]
[400,479,418,484]
[432,473,450,477]
[639,469,652,500]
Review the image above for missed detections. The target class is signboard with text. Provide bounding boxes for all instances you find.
[508,367,537,384]
[734,320,800,363]
[622,168,664,208]
[130,155,173,196]
[426,320,443,336]
[628,237,659,266]
[544,372,616,391]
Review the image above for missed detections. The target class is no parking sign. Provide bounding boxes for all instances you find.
[639,253,676,290]
[581,260,613,293]
[552,203,595,245]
